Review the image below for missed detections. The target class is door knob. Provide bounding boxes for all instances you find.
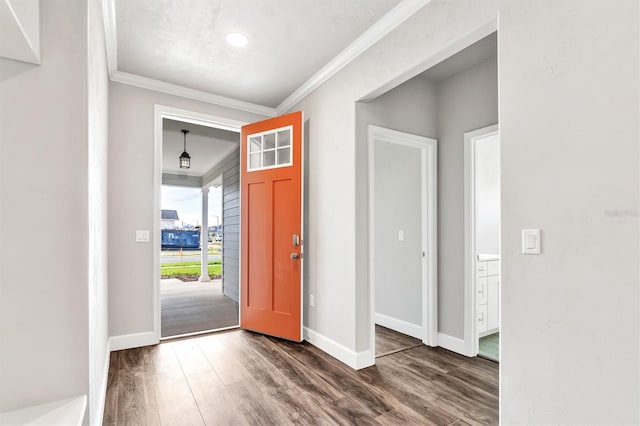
[290,253,300,260]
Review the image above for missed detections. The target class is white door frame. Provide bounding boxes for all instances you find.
[463,123,499,356]
[152,105,247,342]
[368,125,438,366]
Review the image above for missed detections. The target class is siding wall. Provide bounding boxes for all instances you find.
[221,149,241,302]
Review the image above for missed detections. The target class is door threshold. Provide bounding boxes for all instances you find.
[160,325,240,341]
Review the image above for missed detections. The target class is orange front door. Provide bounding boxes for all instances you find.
[240,111,303,341]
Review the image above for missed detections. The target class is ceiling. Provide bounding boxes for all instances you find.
[162,119,239,176]
[112,0,411,111]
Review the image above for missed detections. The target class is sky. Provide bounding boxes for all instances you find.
[161,185,222,228]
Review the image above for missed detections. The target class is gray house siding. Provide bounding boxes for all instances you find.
[221,150,240,303]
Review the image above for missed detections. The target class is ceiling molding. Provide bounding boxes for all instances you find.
[101,0,117,77]
[275,0,430,114]
[111,71,278,117]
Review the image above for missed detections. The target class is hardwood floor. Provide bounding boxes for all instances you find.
[104,330,498,425]
[375,325,422,357]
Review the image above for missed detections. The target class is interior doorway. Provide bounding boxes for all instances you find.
[359,31,498,365]
[154,106,246,340]
[464,124,501,361]
[368,125,438,359]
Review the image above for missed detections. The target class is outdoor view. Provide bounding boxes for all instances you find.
[161,185,222,282]
[160,184,238,337]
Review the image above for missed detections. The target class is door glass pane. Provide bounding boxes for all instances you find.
[263,150,276,167]
[250,137,261,152]
[250,153,261,169]
[277,147,290,165]
[277,130,290,147]
[264,133,276,150]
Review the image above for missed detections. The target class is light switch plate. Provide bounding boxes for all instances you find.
[136,230,150,243]
[398,230,404,241]
[522,229,541,254]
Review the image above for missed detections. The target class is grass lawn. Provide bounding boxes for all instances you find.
[161,260,222,278]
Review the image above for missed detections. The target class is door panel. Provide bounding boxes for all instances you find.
[241,111,303,341]
[246,182,270,311]
[273,178,298,314]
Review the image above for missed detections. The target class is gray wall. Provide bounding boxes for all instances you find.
[373,140,423,326]
[108,83,265,337]
[0,1,109,421]
[212,149,241,303]
[435,57,498,337]
[475,134,500,255]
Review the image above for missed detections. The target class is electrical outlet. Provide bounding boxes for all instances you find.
[309,294,315,307]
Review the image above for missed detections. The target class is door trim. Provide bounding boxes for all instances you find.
[368,125,438,366]
[463,123,499,357]
[153,105,247,343]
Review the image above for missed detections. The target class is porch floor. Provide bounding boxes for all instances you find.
[161,279,239,338]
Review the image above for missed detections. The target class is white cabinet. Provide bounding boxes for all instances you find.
[476,256,500,336]
[476,304,488,333]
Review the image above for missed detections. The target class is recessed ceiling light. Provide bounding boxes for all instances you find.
[226,32,248,47]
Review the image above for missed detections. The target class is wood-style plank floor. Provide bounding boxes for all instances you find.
[104,330,498,425]
[375,325,422,357]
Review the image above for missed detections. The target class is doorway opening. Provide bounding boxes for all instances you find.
[154,106,246,340]
[464,124,500,362]
[368,125,437,360]
[360,31,498,365]
[160,183,235,338]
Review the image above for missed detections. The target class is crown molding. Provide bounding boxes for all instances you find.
[101,0,117,77]
[275,0,430,114]
[111,71,277,117]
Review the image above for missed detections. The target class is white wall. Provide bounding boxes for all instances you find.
[87,0,110,424]
[436,57,498,337]
[289,0,639,422]
[499,1,638,423]
[0,0,91,415]
[475,134,500,255]
[108,83,267,339]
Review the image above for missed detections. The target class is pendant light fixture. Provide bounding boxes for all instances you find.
[179,129,191,169]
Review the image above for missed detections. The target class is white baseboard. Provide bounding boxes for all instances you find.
[92,341,110,426]
[437,332,468,356]
[303,327,373,370]
[355,349,375,370]
[109,331,158,351]
[375,313,423,340]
